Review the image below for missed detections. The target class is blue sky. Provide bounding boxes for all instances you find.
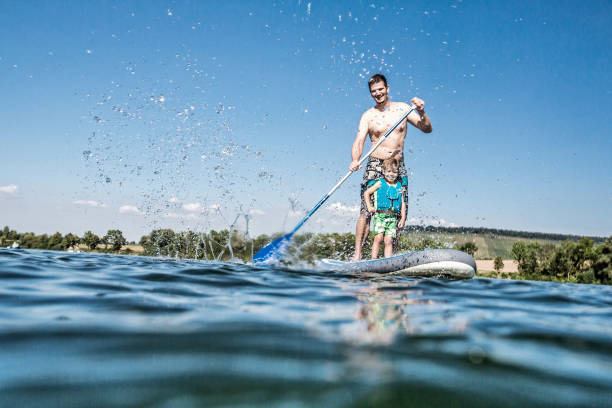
[1,0,611,241]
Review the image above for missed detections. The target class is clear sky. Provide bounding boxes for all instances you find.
[1,0,611,241]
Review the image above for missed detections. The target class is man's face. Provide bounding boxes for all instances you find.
[369,81,388,105]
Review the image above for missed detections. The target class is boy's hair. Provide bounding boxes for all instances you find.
[368,73,388,89]
[382,158,399,172]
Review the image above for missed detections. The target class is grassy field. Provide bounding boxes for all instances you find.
[401,231,561,260]
[77,244,144,254]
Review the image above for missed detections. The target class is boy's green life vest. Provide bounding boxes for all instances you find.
[374,178,402,213]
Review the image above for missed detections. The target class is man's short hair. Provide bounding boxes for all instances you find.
[368,73,388,89]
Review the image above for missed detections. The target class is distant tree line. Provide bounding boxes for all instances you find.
[0,226,130,252]
[4,225,611,285]
[137,228,455,263]
[403,225,606,244]
[509,237,612,285]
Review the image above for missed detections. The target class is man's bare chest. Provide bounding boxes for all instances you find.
[368,113,407,136]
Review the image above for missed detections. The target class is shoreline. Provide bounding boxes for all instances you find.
[475,259,518,274]
[81,244,518,274]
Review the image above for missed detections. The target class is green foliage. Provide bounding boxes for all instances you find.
[289,232,355,262]
[61,233,80,249]
[592,237,612,284]
[19,232,36,248]
[456,241,478,256]
[103,229,127,251]
[82,231,101,250]
[32,233,49,249]
[48,232,64,250]
[511,241,541,276]
[1,224,610,285]
[140,228,254,261]
[141,229,177,256]
[494,256,504,273]
[510,237,612,284]
[398,234,447,252]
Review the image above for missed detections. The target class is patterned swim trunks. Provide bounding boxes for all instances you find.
[373,213,398,237]
[360,157,408,217]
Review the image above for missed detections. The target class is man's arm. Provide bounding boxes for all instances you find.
[349,112,370,171]
[407,97,432,133]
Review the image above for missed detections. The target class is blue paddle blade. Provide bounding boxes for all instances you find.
[253,233,294,264]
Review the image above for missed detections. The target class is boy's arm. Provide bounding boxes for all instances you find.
[363,181,381,213]
[398,196,407,228]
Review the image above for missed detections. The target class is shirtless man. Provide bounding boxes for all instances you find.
[350,73,432,261]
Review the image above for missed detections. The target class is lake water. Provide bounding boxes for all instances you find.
[1,248,611,407]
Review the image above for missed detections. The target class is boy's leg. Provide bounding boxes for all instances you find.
[383,235,394,257]
[371,233,384,259]
[384,215,398,257]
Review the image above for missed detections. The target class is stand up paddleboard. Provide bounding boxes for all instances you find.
[320,248,476,279]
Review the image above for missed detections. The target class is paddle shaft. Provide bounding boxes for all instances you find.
[289,106,416,235]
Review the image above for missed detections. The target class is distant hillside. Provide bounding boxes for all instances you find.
[401,226,607,259]
[402,225,606,243]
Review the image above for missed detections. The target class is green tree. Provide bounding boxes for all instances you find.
[20,232,36,248]
[48,232,64,250]
[82,230,101,250]
[140,229,176,256]
[494,256,504,276]
[0,226,8,247]
[103,229,127,251]
[458,241,478,257]
[62,233,80,250]
[6,228,18,241]
[33,233,50,249]
[511,241,543,277]
[545,238,594,281]
[592,237,612,284]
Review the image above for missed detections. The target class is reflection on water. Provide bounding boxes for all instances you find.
[354,279,469,344]
[1,249,611,407]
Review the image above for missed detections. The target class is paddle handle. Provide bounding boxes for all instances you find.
[290,106,416,234]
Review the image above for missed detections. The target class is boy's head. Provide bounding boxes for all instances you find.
[382,158,399,183]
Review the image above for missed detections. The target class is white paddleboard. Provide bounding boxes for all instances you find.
[320,248,476,279]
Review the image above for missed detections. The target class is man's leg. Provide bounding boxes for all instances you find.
[355,158,380,261]
[392,215,404,252]
[393,161,409,252]
[353,212,371,261]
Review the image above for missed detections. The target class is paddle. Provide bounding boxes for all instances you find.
[253,105,417,264]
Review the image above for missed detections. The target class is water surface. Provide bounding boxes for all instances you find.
[1,249,611,407]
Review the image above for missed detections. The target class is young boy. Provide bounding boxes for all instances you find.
[363,158,406,259]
